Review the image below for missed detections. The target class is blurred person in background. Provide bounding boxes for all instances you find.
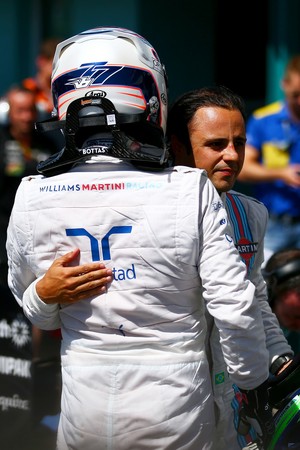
[264,248,300,354]
[238,55,300,263]
[0,85,57,269]
[0,85,57,234]
[0,37,63,148]
[23,37,64,149]
[22,37,61,122]
[0,84,59,449]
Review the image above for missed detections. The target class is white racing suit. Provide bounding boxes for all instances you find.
[7,157,270,450]
[206,190,293,450]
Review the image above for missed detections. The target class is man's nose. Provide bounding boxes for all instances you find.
[222,143,239,160]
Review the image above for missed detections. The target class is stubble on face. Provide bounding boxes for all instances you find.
[188,107,246,193]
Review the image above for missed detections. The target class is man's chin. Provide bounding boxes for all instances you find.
[214,180,234,193]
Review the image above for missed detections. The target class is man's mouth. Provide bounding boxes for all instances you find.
[218,167,235,177]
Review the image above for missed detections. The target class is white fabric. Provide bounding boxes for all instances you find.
[207,190,293,450]
[7,157,269,450]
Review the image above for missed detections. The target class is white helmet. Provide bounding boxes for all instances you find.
[53,27,167,136]
[37,27,169,176]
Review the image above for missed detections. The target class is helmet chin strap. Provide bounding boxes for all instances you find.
[36,96,169,177]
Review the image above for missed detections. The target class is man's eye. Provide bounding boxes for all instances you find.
[234,140,246,148]
[210,141,224,149]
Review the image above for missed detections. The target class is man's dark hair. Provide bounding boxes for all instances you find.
[167,85,246,154]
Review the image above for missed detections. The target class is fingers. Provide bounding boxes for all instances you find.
[54,249,111,280]
[77,268,112,283]
[70,285,108,303]
[37,248,113,305]
[73,263,108,278]
[59,276,112,304]
[74,270,113,293]
[52,248,80,267]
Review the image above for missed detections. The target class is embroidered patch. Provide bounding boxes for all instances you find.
[215,372,225,385]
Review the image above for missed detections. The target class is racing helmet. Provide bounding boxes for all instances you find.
[37,27,169,176]
[51,27,168,130]
[268,388,300,449]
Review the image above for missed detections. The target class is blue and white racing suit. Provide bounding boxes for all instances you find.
[206,190,293,450]
[7,157,270,450]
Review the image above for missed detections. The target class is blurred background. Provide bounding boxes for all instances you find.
[1,0,300,115]
[1,1,300,447]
